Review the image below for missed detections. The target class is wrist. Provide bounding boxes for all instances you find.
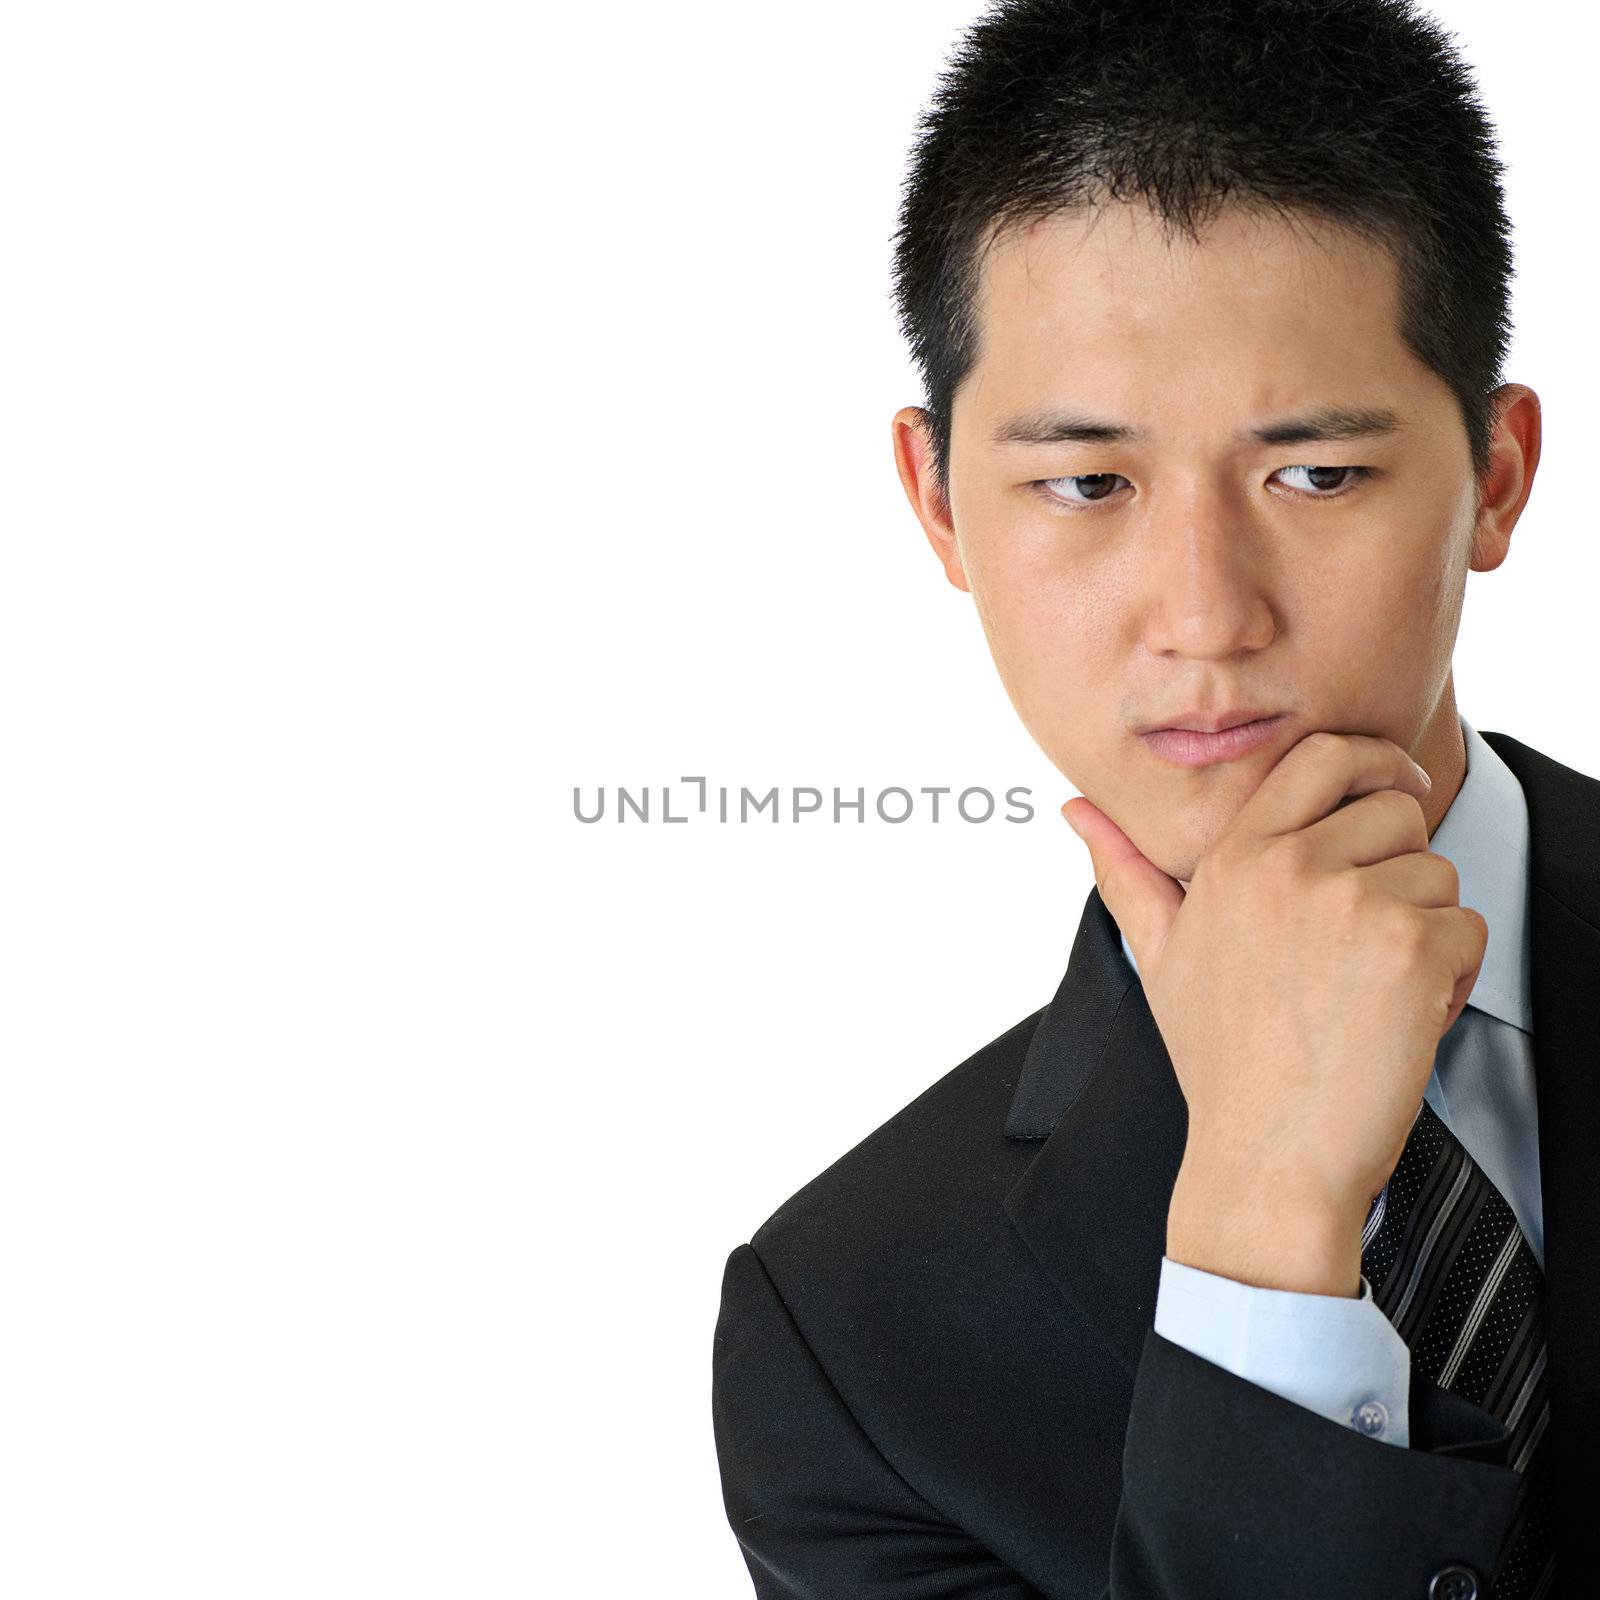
[1167,1157,1365,1297]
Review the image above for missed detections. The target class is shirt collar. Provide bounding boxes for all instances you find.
[1116,714,1532,1034]
[1428,715,1532,1033]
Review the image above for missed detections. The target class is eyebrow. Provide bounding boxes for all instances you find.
[988,404,1406,449]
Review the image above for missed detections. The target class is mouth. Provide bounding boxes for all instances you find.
[1139,713,1289,768]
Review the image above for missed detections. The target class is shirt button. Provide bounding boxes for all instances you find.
[1352,1399,1389,1437]
[1427,1565,1479,1600]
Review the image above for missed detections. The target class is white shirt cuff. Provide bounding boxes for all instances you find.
[1153,1254,1412,1447]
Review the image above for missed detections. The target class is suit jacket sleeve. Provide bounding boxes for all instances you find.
[1112,1327,1527,1597]
[714,1241,1529,1598]
[712,1242,1051,1599]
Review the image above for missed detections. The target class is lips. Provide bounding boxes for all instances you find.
[1142,708,1281,735]
[1140,714,1288,768]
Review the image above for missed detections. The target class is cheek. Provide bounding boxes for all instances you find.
[1322,523,1465,666]
[1417,529,1471,642]
[970,506,1116,641]
[975,557,1104,708]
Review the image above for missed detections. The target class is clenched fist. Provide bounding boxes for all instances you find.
[1063,731,1488,1298]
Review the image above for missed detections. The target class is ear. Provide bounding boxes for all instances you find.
[892,405,970,593]
[1468,383,1541,574]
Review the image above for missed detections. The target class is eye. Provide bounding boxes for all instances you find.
[1032,464,1375,511]
[1034,472,1130,508]
[1272,464,1372,498]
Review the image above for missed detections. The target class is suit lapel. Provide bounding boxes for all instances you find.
[1000,886,1187,1379]
[1000,727,1600,1505]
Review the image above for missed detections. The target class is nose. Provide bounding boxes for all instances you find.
[1138,484,1277,661]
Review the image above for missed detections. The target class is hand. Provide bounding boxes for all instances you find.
[1062,731,1488,1295]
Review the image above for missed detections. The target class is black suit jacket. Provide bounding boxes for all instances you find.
[711,731,1599,1599]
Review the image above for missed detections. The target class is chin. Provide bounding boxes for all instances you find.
[1155,849,1202,887]
[1133,825,1212,888]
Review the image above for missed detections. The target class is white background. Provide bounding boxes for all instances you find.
[3,1,1594,1593]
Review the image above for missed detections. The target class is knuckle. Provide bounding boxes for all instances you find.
[1277,829,1318,875]
[1372,786,1422,824]
[1378,904,1428,966]
[1325,870,1366,923]
[1430,987,1454,1031]
[1370,787,1429,846]
[1299,729,1345,765]
[1259,833,1314,896]
[1430,852,1461,902]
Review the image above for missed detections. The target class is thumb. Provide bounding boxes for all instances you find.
[1061,796,1185,973]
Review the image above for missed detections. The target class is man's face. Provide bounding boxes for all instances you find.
[897,199,1528,885]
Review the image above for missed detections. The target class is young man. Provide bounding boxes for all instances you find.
[712,2,1592,1595]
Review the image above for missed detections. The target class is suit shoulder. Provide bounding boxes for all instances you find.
[1481,727,1600,918]
[746,1002,1046,1266]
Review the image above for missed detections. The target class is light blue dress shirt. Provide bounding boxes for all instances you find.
[1125,715,1541,1449]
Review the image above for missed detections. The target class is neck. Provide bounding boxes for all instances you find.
[1412,682,1468,841]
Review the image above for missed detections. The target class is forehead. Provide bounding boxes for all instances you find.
[962,200,1423,430]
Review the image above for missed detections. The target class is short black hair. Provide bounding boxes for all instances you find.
[889,0,1515,506]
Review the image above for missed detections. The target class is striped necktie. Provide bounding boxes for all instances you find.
[1361,1097,1556,1600]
